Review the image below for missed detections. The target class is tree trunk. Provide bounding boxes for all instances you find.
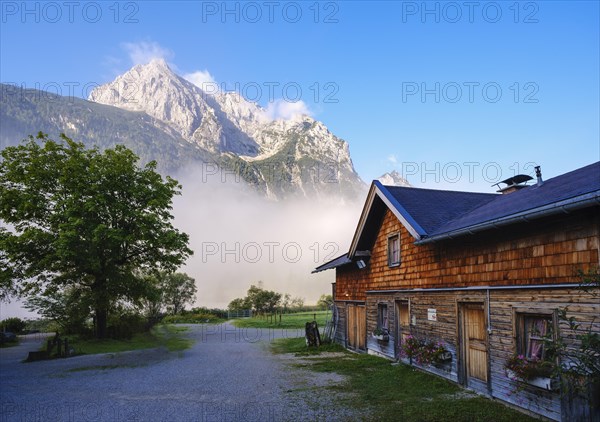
[92,275,109,339]
[95,307,108,339]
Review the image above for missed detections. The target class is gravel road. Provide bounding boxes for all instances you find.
[0,323,364,422]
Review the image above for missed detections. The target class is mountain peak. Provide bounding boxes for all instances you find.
[84,62,366,199]
[129,57,179,80]
[378,170,411,187]
[148,57,169,67]
[89,58,208,139]
[138,58,174,74]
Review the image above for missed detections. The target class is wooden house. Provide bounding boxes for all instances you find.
[314,162,600,420]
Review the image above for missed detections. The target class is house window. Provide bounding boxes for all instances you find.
[388,234,400,267]
[518,314,554,360]
[378,304,389,330]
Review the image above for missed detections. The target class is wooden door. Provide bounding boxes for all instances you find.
[347,304,366,351]
[356,305,366,350]
[395,301,410,358]
[462,304,488,383]
[347,304,356,348]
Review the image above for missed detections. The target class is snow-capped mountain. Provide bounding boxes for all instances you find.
[89,59,364,200]
[378,170,411,187]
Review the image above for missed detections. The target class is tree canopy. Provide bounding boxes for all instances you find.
[142,271,197,316]
[0,133,192,337]
[228,284,283,314]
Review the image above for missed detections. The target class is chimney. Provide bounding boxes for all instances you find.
[494,174,533,194]
[535,166,543,186]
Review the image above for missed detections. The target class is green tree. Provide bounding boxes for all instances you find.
[317,294,333,310]
[245,284,281,314]
[0,317,27,334]
[290,296,305,310]
[161,272,197,315]
[24,286,92,335]
[0,133,192,338]
[281,293,291,313]
[135,271,164,321]
[228,297,250,311]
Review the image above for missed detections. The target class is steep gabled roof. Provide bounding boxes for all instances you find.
[348,181,496,256]
[315,161,600,272]
[383,186,496,234]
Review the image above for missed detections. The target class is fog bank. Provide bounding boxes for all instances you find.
[173,165,364,309]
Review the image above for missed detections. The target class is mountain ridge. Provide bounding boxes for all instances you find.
[87,59,365,200]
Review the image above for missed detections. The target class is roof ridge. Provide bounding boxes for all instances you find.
[383,184,498,197]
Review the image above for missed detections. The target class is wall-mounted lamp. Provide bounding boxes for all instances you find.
[356,260,366,269]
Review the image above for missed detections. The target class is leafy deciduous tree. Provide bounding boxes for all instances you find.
[227,297,250,311]
[0,133,192,338]
[161,272,197,315]
[245,284,281,314]
[317,294,333,310]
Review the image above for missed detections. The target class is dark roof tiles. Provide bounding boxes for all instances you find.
[384,186,496,234]
[383,161,600,238]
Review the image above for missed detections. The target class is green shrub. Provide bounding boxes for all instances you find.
[162,312,221,324]
[24,319,60,333]
[0,317,27,334]
[107,312,148,339]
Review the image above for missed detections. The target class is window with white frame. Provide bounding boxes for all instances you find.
[388,234,400,267]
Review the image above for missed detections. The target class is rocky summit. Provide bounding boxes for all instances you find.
[87,59,365,200]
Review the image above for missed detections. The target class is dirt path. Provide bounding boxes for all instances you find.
[0,323,364,421]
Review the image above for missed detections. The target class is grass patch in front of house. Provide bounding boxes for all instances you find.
[69,324,192,355]
[272,338,537,421]
[232,311,328,329]
[271,337,345,355]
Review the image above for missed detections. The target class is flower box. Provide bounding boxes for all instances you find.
[506,369,557,391]
[372,333,389,341]
[436,351,452,363]
[372,330,389,342]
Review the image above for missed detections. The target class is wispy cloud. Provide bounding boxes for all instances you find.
[264,99,312,121]
[183,70,218,93]
[121,41,174,66]
[387,154,398,165]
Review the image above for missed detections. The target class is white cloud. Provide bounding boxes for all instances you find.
[183,70,219,93]
[121,41,174,66]
[264,99,312,121]
[387,154,398,165]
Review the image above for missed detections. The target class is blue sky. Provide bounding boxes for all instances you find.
[1,0,599,192]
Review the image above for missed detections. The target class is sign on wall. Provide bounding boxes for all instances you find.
[427,308,437,321]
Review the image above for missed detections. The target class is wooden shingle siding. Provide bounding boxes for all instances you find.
[336,208,599,302]
[327,170,600,420]
[335,287,598,421]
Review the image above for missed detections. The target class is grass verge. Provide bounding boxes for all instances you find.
[271,338,537,421]
[0,341,19,348]
[232,311,329,329]
[69,324,192,355]
[271,337,345,355]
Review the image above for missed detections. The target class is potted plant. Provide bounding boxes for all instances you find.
[505,354,557,390]
[372,328,389,341]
